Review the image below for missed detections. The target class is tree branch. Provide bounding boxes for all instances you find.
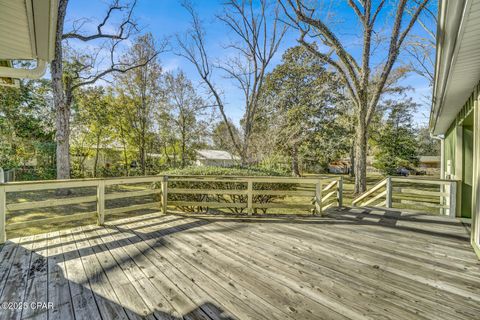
[62,0,138,41]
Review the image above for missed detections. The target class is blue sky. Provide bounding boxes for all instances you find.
[65,0,435,126]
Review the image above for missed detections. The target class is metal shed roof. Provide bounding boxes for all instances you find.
[196,150,240,161]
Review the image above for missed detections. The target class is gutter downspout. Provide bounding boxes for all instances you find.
[0,60,47,80]
[432,134,447,215]
[432,134,445,179]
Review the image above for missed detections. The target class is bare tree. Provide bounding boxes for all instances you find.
[405,6,437,85]
[51,0,159,181]
[176,2,242,158]
[281,0,431,193]
[177,0,286,164]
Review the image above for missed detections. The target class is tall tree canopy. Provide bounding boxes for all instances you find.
[262,45,347,176]
[372,99,419,175]
[160,71,209,168]
[52,0,160,180]
[0,79,55,175]
[114,33,162,175]
[281,0,432,193]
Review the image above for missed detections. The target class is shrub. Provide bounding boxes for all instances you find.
[159,166,293,214]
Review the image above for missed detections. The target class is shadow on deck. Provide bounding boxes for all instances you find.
[0,207,479,320]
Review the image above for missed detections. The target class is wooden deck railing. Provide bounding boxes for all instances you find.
[352,177,458,217]
[0,175,343,242]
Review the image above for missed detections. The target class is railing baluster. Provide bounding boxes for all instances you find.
[97,180,105,226]
[448,180,457,218]
[0,185,5,243]
[386,177,392,208]
[161,176,168,214]
[315,180,322,215]
[337,177,343,208]
[247,180,253,215]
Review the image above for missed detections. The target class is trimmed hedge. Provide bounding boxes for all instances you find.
[159,166,293,214]
[162,166,289,176]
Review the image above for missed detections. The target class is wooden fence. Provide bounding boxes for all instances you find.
[352,177,458,217]
[0,168,15,183]
[0,175,343,242]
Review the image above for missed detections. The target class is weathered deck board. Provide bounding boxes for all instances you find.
[0,235,34,320]
[1,207,479,320]
[21,233,48,320]
[46,230,75,320]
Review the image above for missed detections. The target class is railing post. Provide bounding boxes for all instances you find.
[247,180,253,215]
[386,177,392,208]
[315,180,322,215]
[448,180,457,218]
[0,168,4,184]
[161,176,168,214]
[337,177,343,208]
[0,185,6,243]
[97,180,105,226]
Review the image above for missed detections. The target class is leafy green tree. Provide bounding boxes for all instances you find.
[50,0,161,180]
[262,46,348,175]
[416,126,440,156]
[0,79,55,176]
[72,87,114,177]
[283,0,432,192]
[372,99,419,175]
[115,33,162,175]
[211,121,242,156]
[160,71,209,168]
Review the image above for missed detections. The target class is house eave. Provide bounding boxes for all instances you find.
[430,0,480,135]
[0,0,58,81]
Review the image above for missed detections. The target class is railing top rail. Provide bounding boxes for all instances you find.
[389,177,459,184]
[158,175,340,184]
[0,174,342,191]
[167,174,339,179]
[0,174,167,186]
[1,175,167,192]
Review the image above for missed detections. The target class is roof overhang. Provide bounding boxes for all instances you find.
[0,0,58,83]
[430,0,480,135]
[0,60,20,87]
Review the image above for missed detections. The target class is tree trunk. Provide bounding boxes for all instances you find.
[120,131,129,176]
[349,143,355,177]
[181,127,186,168]
[240,134,249,166]
[354,118,368,194]
[122,145,129,176]
[172,143,177,166]
[139,141,146,175]
[52,0,69,181]
[55,92,72,181]
[291,143,300,177]
[181,143,186,168]
[163,144,171,164]
[93,132,101,177]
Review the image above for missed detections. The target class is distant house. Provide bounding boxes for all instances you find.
[328,156,441,175]
[417,156,441,173]
[195,150,239,167]
[328,160,350,174]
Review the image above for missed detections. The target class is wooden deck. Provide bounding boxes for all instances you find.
[0,207,479,320]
